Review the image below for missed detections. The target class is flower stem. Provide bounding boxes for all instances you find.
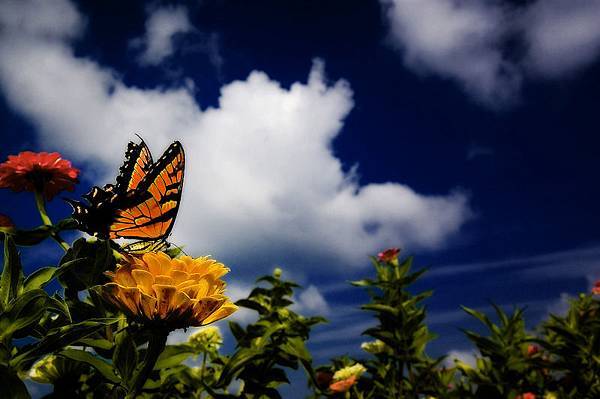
[34,190,70,252]
[199,351,207,381]
[34,190,52,226]
[126,330,169,398]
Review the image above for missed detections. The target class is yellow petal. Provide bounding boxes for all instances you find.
[173,291,192,308]
[177,279,197,290]
[131,269,155,294]
[192,298,221,322]
[171,259,187,272]
[114,266,136,287]
[116,286,142,315]
[202,302,238,325]
[152,284,177,318]
[194,279,211,299]
[156,252,172,274]
[139,291,158,319]
[170,270,190,285]
[144,253,163,275]
[154,275,174,286]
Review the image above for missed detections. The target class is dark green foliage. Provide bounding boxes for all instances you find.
[2,184,600,398]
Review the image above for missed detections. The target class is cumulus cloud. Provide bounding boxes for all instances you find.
[133,5,192,65]
[0,0,470,276]
[383,0,520,106]
[292,285,331,316]
[523,0,600,77]
[382,0,600,106]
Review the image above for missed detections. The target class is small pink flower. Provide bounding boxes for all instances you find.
[592,280,600,295]
[377,248,400,263]
[516,393,536,399]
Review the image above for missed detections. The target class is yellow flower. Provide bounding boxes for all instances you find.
[332,363,366,382]
[361,339,388,354]
[189,326,223,351]
[99,252,237,329]
[544,393,558,399]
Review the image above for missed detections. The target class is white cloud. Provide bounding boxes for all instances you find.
[0,0,470,276]
[134,5,192,65]
[0,0,84,40]
[382,0,600,106]
[292,285,331,316]
[382,0,521,106]
[523,0,600,77]
[428,245,600,280]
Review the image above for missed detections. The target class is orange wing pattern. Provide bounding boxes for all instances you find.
[116,138,153,192]
[109,141,185,241]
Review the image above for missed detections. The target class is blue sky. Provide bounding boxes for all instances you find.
[2,0,600,396]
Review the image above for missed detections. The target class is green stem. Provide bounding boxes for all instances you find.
[126,330,169,398]
[34,190,70,252]
[199,351,207,382]
[34,190,52,226]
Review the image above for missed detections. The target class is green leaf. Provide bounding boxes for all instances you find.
[53,217,78,231]
[8,225,52,246]
[23,258,84,292]
[59,348,120,384]
[217,348,264,388]
[229,321,246,341]
[280,337,311,362]
[153,345,195,370]
[0,289,48,342]
[236,299,269,314]
[362,303,399,317]
[350,279,376,287]
[0,237,23,309]
[78,338,114,351]
[10,318,118,370]
[113,329,138,384]
[58,239,115,291]
[22,267,56,292]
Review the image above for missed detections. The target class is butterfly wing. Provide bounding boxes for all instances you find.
[120,239,170,254]
[115,138,154,193]
[108,141,185,242]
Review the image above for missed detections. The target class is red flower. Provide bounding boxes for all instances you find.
[0,213,15,232]
[527,344,539,356]
[516,393,536,399]
[329,375,357,393]
[0,151,79,200]
[377,247,400,263]
[592,280,600,295]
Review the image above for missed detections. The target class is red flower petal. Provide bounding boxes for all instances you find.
[377,247,400,263]
[0,151,79,201]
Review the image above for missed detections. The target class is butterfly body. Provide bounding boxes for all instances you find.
[67,138,184,252]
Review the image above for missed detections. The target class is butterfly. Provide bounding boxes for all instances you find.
[67,138,185,253]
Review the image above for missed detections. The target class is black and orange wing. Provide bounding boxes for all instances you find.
[108,141,185,242]
[115,138,154,193]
